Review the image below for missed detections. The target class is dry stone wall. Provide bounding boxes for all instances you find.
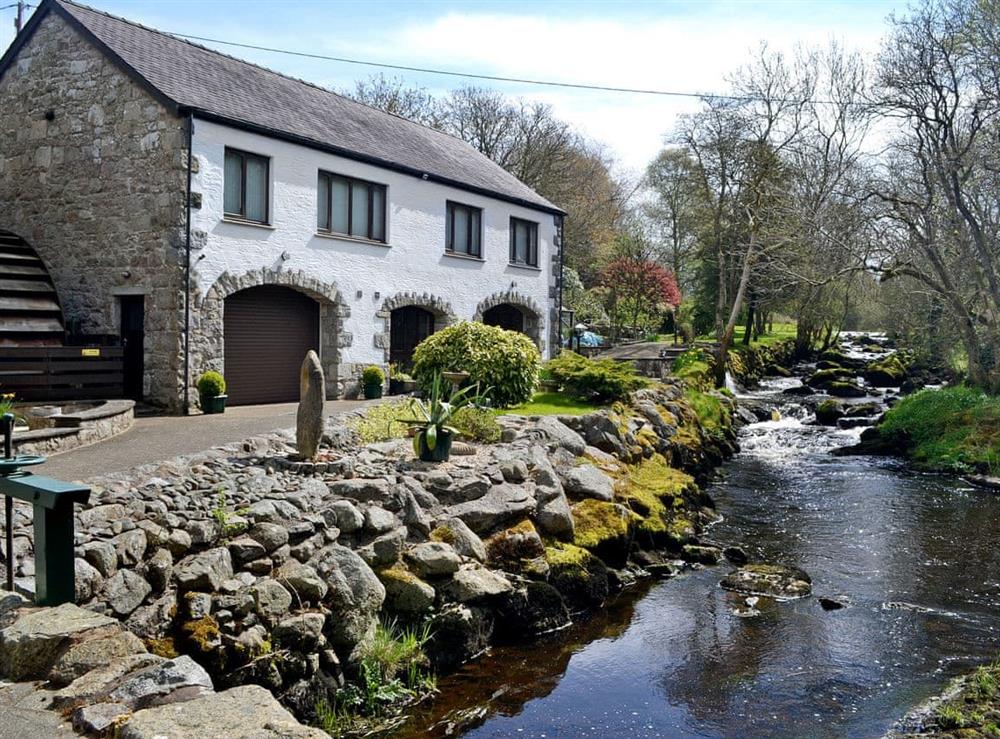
[0,380,738,732]
[0,12,188,408]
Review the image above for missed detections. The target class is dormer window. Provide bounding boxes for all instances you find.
[223,148,269,224]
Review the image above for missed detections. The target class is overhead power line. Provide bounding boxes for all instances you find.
[165,29,833,106]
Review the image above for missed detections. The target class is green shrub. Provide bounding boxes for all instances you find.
[362,365,385,386]
[450,405,502,443]
[197,371,226,397]
[411,321,540,408]
[672,349,713,390]
[545,351,649,403]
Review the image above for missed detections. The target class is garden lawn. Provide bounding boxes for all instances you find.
[695,321,798,351]
[502,392,602,416]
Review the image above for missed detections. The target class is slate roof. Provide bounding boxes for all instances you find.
[3,0,561,214]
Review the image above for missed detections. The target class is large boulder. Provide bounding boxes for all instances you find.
[378,566,436,615]
[529,416,586,455]
[445,483,536,534]
[0,603,118,681]
[119,685,328,738]
[561,464,615,502]
[310,544,385,649]
[296,350,325,460]
[107,655,214,709]
[48,629,147,686]
[431,518,487,562]
[405,542,461,577]
[174,548,233,592]
[104,569,153,616]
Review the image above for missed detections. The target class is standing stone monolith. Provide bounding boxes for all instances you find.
[296,350,325,460]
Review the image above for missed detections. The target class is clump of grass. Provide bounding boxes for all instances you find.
[348,400,410,444]
[682,388,730,441]
[878,386,1000,473]
[315,619,436,736]
[450,405,502,443]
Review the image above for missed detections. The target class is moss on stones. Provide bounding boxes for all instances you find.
[571,500,636,551]
[485,520,545,571]
[145,636,179,659]
[544,543,609,611]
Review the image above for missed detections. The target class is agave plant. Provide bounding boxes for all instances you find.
[398,372,481,458]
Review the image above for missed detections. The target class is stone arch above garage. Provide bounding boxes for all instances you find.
[198,268,350,399]
[375,291,455,365]
[474,290,542,348]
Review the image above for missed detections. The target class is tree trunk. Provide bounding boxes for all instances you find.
[714,241,755,388]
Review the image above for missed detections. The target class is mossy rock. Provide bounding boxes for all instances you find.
[571,499,637,566]
[720,563,812,599]
[806,367,855,389]
[827,380,867,398]
[485,520,544,572]
[815,399,845,426]
[378,565,435,614]
[815,360,843,371]
[864,355,907,387]
[767,364,792,377]
[545,543,610,611]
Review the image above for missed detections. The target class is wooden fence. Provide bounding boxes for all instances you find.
[0,346,124,400]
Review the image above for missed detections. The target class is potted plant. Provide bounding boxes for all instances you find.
[361,365,385,399]
[388,364,418,395]
[197,371,227,414]
[399,372,479,462]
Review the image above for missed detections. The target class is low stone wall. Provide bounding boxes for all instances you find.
[13,400,135,457]
[0,379,738,732]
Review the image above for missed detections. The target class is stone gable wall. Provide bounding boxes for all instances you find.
[0,12,188,409]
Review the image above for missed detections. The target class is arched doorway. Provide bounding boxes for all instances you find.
[224,285,319,405]
[390,305,434,368]
[482,303,525,334]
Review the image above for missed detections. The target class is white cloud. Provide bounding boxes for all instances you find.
[338,8,891,170]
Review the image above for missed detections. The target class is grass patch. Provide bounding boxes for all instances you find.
[878,386,1000,473]
[920,659,1000,736]
[503,391,602,417]
[616,455,696,538]
[348,400,410,443]
[316,618,435,736]
[696,321,797,351]
[571,499,637,549]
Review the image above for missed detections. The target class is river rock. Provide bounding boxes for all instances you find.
[104,569,153,616]
[48,629,147,686]
[427,604,493,672]
[379,566,436,614]
[358,526,407,569]
[364,505,398,534]
[720,564,812,599]
[530,416,587,455]
[174,548,233,591]
[534,489,575,539]
[562,464,615,502]
[119,684,328,739]
[83,540,118,577]
[296,350,325,460]
[0,603,118,680]
[274,561,328,602]
[329,478,391,504]
[249,522,290,552]
[51,653,165,709]
[325,500,365,533]
[445,483,536,534]
[73,702,132,734]
[108,655,214,709]
[227,536,267,564]
[250,578,293,626]
[495,581,570,637]
[432,517,487,562]
[309,544,385,648]
[144,548,173,592]
[75,557,104,601]
[273,612,326,651]
[439,564,513,603]
[406,541,461,577]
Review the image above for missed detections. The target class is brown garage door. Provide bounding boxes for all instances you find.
[224,285,319,405]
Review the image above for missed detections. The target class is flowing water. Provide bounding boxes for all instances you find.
[398,341,1000,739]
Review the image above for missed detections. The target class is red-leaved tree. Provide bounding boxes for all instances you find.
[602,257,681,339]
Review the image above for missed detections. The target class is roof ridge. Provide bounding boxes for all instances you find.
[53,0,473,149]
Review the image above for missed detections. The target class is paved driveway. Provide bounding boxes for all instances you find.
[39,399,376,482]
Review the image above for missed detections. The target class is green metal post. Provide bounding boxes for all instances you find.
[33,495,77,606]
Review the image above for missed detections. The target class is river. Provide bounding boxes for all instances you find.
[398,345,1000,738]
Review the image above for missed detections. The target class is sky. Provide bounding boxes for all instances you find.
[0,0,903,177]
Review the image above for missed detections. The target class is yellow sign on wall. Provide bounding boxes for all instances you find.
[81,348,100,357]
